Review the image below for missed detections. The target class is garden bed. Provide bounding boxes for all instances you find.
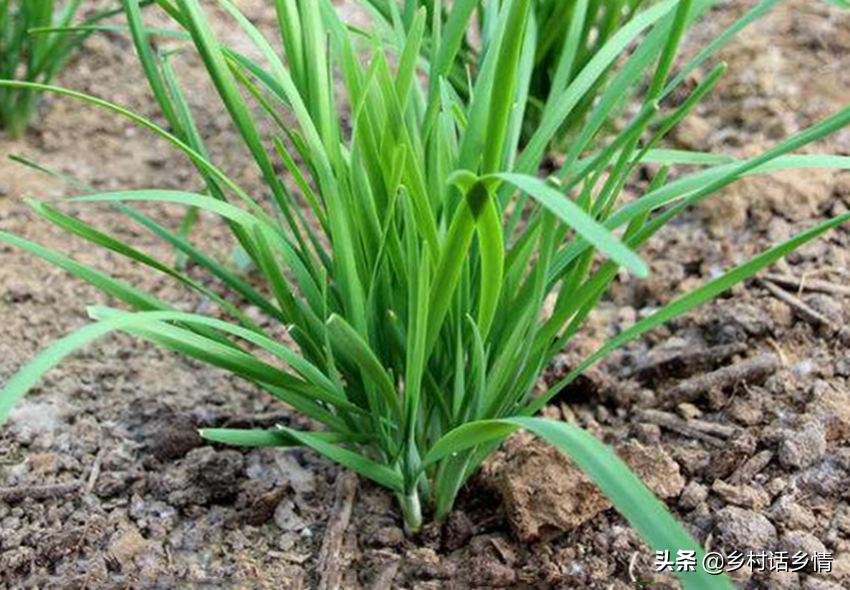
[1,1,849,588]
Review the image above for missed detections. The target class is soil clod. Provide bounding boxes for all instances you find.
[367,559,400,590]
[711,480,770,510]
[778,421,827,470]
[498,438,683,541]
[714,506,778,553]
[144,412,203,461]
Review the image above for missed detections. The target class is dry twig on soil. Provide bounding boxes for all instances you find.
[659,354,782,408]
[368,560,401,590]
[729,449,773,484]
[634,409,734,447]
[759,279,840,334]
[634,342,749,384]
[85,447,106,494]
[317,472,359,590]
[0,480,82,503]
[763,273,850,297]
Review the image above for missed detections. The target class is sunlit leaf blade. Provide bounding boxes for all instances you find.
[497,173,649,277]
[200,428,367,447]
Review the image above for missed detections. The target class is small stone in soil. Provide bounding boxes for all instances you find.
[108,525,148,567]
[778,421,827,470]
[779,530,827,571]
[835,356,850,377]
[274,498,307,532]
[809,384,850,442]
[677,403,702,420]
[714,506,778,552]
[145,412,202,461]
[443,511,474,552]
[770,497,818,531]
[678,481,708,511]
[711,480,770,510]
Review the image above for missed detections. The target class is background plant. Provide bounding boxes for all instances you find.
[1,1,849,589]
[0,0,127,137]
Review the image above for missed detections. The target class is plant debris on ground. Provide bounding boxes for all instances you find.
[0,1,848,589]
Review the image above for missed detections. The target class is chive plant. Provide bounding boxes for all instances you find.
[0,1,123,137]
[1,1,850,589]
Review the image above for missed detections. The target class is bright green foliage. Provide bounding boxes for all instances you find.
[1,2,850,589]
[0,0,123,137]
[363,0,649,146]
[363,0,845,149]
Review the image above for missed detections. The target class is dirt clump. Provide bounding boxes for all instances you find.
[778,421,828,470]
[496,438,683,541]
[714,506,778,553]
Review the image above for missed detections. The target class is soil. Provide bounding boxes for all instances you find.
[1,1,850,589]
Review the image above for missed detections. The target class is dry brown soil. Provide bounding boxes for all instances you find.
[1,1,849,589]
